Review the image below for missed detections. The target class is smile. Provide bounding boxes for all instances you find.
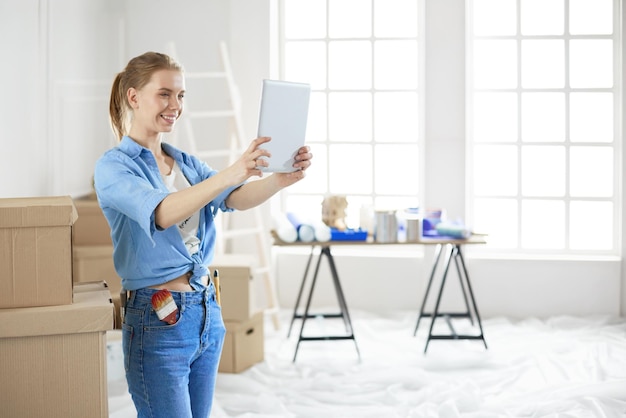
[161,114,177,123]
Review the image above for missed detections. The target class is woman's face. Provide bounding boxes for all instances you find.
[129,69,185,138]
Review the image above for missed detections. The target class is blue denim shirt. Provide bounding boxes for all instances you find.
[94,136,241,291]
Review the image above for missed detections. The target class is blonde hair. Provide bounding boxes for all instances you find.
[109,52,184,141]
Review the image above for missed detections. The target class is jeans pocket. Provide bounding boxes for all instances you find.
[122,323,133,373]
[146,301,183,329]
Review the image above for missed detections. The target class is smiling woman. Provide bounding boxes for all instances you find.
[127,70,186,145]
[93,51,313,418]
[108,52,185,144]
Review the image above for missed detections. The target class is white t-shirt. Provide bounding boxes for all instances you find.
[162,162,201,255]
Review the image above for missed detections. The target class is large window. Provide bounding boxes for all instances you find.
[279,0,422,228]
[468,0,621,254]
[279,0,621,256]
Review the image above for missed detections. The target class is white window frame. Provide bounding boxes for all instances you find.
[466,0,623,257]
[274,0,622,258]
[275,0,426,231]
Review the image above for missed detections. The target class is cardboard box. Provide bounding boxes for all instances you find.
[72,245,123,328]
[73,279,122,329]
[73,245,120,288]
[111,290,122,329]
[73,195,112,246]
[0,282,114,418]
[219,311,264,373]
[211,255,262,322]
[72,279,113,295]
[0,195,77,308]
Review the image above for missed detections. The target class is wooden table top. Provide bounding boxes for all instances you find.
[271,230,487,247]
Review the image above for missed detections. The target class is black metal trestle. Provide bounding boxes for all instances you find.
[288,246,361,362]
[414,243,488,353]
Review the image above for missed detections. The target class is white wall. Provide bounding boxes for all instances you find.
[1,0,624,318]
[2,1,54,197]
[618,2,626,324]
[2,0,123,198]
[0,0,261,198]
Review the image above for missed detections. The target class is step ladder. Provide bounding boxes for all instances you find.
[166,41,281,330]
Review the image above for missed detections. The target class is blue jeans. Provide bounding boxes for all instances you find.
[122,284,225,418]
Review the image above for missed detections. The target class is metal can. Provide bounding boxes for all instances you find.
[374,210,398,243]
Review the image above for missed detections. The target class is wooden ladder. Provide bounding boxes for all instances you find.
[166,41,281,330]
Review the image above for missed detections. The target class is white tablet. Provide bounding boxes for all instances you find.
[256,79,311,173]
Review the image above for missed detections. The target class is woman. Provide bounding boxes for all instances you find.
[94,51,312,417]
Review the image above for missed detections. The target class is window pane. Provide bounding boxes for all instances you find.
[285,41,326,89]
[521,146,565,197]
[570,201,613,250]
[570,93,614,143]
[328,92,372,142]
[374,144,419,195]
[521,200,565,249]
[473,145,518,196]
[329,144,372,194]
[473,40,517,89]
[374,92,418,143]
[521,40,564,88]
[521,93,565,142]
[284,0,326,39]
[570,0,613,35]
[521,0,564,35]
[473,198,518,248]
[374,0,418,38]
[472,0,516,36]
[468,0,618,255]
[473,93,517,142]
[374,40,418,89]
[329,41,372,89]
[569,40,613,88]
[306,92,327,143]
[329,0,371,38]
[281,0,423,224]
[570,147,613,197]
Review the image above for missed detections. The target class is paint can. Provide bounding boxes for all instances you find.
[374,210,398,243]
[404,208,422,242]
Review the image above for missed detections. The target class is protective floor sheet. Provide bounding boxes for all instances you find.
[108,310,626,417]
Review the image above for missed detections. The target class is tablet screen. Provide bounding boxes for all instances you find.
[256,79,311,173]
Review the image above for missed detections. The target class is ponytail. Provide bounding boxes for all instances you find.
[109,72,127,141]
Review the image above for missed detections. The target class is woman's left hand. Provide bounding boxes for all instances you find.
[225,145,313,211]
[273,146,313,188]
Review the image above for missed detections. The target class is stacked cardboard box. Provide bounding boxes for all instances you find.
[72,194,123,328]
[0,196,114,418]
[211,254,265,373]
[0,196,77,308]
